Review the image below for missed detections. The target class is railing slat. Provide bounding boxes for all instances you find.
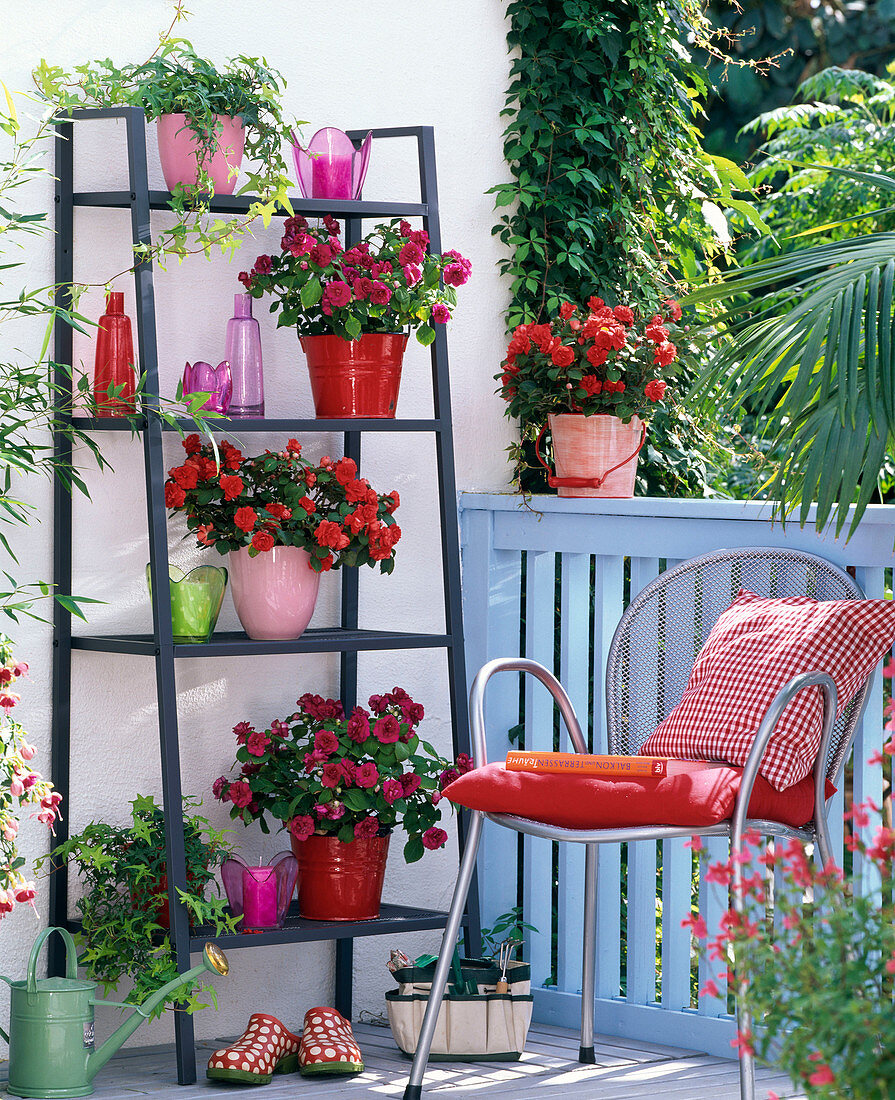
[627,559,661,1005]
[523,551,557,989]
[557,553,591,993]
[460,509,522,938]
[595,555,624,999]
[852,566,886,898]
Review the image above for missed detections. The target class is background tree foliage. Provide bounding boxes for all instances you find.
[702,0,895,158]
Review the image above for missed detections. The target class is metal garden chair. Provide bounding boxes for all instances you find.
[403,547,872,1100]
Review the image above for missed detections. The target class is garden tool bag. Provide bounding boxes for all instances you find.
[385,956,533,1061]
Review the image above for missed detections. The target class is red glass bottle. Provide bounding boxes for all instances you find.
[93,291,136,416]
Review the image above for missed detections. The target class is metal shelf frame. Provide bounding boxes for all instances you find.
[50,107,478,1085]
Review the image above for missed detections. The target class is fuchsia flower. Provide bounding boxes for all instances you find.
[382,779,404,804]
[422,827,447,850]
[354,762,379,789]
[346,706,371,742]
[0,890,14,917]
[354,816,379,839]
[373,715,401,744]
[288,814,315,842]
[246,730,271,757]
[314,730,340,756]
[228,781,253,808]
[13,882,35,904]
[369,281,392,305]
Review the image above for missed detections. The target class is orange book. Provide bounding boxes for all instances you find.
[506,751,668,777]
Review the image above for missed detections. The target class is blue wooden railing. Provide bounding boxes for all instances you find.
[459,493,895,1057]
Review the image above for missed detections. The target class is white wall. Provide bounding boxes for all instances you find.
[0,0,515,1054]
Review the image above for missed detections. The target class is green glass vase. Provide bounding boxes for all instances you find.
[145,564,228,643]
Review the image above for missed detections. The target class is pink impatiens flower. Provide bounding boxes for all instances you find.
[288,814,315,841]
[228,781,253,808]
[382,779,404,804]
[354,762,379,789]
[422,826,447,850]
[354,816,379,839]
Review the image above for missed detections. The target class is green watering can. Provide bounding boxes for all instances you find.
[0,926,229,1098]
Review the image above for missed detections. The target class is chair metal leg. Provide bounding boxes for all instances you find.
[403,810,484,1100]
[579,842,598,1063]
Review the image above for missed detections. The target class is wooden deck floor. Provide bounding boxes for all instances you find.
[54,1021,806,1100]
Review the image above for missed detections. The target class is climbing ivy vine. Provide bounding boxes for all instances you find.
[491,0,763,494]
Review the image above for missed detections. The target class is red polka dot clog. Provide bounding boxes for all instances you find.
[206,1012,301,1084]
[298,1006,364,1075]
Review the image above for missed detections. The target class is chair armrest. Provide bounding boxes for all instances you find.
[731,671,837,845]
[468,658,587,767]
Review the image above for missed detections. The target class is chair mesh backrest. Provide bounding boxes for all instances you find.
[605,547,868,783]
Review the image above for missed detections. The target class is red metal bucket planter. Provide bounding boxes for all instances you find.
[537,413,646,498]
[290,833,390,920]
[299,333,407,418]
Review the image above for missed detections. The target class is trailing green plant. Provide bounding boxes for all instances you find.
[737,66,895,261]
[688,162,895,538]
[31,18,300,265]
[39,795,238,1016]
[491,1,765,496]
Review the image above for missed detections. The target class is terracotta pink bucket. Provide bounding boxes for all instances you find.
[228,546,321,641]
[545,413,645,498]
[157,113,245,194]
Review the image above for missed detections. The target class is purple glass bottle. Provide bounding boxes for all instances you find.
[225,294,264,418]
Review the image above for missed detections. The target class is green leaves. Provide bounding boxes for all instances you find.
[689,224,895,536]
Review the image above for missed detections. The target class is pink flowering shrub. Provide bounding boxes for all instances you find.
[214,689,472,862]
[690,724,895,1096]
[0,637,61,916]
[239,216,471,347]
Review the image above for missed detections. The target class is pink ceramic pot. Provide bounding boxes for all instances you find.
[156,113,245,194]
[228,546,321,641]
[548,413,645,498]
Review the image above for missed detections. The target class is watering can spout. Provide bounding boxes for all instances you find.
[86,943,228,1080]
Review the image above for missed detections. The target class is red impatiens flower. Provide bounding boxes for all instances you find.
[234,506,257,533]
[653,341,677,368]
[354,816,380,839]
[183,433,202,455]
[316,519,350,551]
[164,483,186,508]
[251,530,275,552]
[551,344,575,367]
[219,474,244,501]
[169,464,199,490]
[644,379,667,402]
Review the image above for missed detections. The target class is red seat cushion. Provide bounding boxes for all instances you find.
[442,761,833,830]
[639,589,895,791]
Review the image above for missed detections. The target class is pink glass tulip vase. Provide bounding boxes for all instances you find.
[221,852,299,932]
[292,128,372,200]
[182,360,232,414]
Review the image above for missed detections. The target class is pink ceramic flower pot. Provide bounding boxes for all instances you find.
[548,413,645,498]
[228,546,321,641]
[157,113,245,194]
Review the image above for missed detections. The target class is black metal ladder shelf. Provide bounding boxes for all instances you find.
[50,107,478,1084]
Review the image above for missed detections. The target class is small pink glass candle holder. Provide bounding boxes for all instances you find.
[292,127,372,201]
[221,852,299,932]
[182,360,232,414]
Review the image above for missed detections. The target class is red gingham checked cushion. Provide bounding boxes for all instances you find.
[639,589,895,791]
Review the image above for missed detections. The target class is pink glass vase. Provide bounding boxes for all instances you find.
[182,360,232,414]
[228,546,321,641]
[221,852,299,931]
[292,128,372,200]
[225,294,264,418]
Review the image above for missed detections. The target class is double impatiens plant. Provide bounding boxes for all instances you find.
[164,435,401,573]
[689,684,895,1099]
[496,297,682,426]
[0,636,62,917]
[213,689,473,862]
[239,216,471,346]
